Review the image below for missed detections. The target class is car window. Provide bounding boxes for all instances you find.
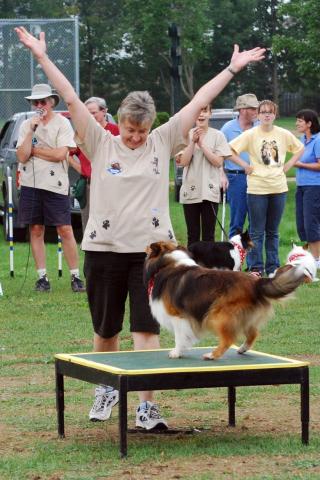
[0,121,15,149]
[209,118,230,129]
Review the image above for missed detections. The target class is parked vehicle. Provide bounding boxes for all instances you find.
[173,108,239,201]
[0,111,81,241]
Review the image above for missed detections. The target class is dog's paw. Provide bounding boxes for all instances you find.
[169,348,182,359]
[203,352,215,360]
[237,344,248,354]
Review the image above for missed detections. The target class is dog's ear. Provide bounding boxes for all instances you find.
[177,244,188,253]
[148,242,162,257]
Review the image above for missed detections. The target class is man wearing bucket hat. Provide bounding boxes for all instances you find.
[221,93,259,241]
[16,83,86,293]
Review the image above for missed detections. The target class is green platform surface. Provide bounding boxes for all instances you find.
[55,347,308,376]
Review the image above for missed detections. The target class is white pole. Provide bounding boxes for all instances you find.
[7,170,14,277]
[57,235,63,277]
[221,191,226,241]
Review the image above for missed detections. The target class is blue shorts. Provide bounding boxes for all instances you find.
[19,186,71,226]
[296,186,320,242]
[84,251,160,338]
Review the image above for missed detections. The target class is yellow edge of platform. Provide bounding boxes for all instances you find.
[55,347,309,376]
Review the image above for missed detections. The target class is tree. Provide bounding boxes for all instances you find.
[273,0,320,95]
[120,0,213,111]
[65,0,124,102]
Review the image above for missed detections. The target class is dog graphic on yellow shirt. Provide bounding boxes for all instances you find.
[261,140,279,165]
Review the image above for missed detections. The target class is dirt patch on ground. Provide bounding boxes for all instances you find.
[1,355,320,479]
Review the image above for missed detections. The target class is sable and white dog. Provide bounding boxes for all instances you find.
[145,241,310,360]
[275,243,317,283]
[188,230,253,271]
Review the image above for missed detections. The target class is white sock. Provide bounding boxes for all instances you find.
[37,268,47,278]
[70,268,80,278]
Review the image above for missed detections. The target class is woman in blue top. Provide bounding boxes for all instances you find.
[291,109,320,267]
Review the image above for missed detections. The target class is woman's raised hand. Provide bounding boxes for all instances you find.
[15,27,47,60]
[229,44,266,74]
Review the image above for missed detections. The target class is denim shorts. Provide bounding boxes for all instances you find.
[296,186,320,242]
[84,251,160,338]
[19,186,71,226]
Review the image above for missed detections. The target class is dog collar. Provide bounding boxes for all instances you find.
[147,277,154,297]
[231,241,246,266]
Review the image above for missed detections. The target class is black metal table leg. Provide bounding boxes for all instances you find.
[118,376,128,458]
[301,368,309,445]
[228,386,236,427]
[55,362,65,438]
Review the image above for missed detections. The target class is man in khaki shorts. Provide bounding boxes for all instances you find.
[16,83,85,293]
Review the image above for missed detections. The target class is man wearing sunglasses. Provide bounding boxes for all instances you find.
[16,83,85,293]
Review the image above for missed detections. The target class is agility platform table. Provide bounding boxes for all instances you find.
[55,346,309,457]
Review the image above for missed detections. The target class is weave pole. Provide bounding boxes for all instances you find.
[220,191,227,241]
[7,169,14,277]
[57,235,63,277]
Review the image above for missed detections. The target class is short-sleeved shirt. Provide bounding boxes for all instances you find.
[76,122,119,178]
[17,114,76,195]
[76,113,186,253]
[221,118,258,170]
[230,125,304,194]
[180,127,231,204]
[296,133,320,186]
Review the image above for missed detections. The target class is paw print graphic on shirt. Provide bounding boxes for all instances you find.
[102,220,110,230]
[152,156,160,175]
[89,230,97,239]
[152,217,160,228]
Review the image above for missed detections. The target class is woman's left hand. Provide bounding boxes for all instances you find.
[229,45,266,73]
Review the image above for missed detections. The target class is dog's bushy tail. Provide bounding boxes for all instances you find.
[256,265,306,301]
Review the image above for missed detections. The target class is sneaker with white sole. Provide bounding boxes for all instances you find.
[35,275,51,292]
[89,386,119,422]
[135,401,168,430]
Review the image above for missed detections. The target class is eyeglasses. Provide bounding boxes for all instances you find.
[259,110,275,115]
[31,99,48,106]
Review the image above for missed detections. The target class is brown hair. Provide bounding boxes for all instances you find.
[258,100,278,116]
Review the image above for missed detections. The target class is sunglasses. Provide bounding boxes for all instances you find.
[31,99,48,106]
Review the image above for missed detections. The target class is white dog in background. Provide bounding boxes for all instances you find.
[282,244,318,283]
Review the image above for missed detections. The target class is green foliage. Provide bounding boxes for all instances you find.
[152,111,170,129]
[273,0,320,93]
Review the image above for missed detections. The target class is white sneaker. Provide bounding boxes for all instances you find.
[89,386,119,422]
[135,401,168,430]
[268,270,277,278]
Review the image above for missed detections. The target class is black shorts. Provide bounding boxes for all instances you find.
[19,186,71,226]
[84,251,160,338]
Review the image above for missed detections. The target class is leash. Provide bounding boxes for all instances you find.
[211,200,229,241]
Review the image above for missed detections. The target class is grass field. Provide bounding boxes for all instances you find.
[1,179,320,480]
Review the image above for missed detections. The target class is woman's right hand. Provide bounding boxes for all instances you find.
[244,164,254,175]
[15,27,47,60]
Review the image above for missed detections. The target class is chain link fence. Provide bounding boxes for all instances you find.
[0,18,79,123]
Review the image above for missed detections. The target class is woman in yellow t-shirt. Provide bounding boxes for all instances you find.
[229,100,304,277]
